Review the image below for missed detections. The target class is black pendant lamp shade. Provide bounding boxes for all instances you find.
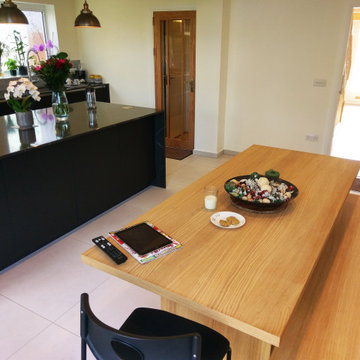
[75,1,101,28]
[0,0,28,24]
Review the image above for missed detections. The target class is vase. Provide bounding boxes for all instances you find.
[52,91,69,121]
[15,111,34,129]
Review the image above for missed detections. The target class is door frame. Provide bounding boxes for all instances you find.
[153,10,196,150]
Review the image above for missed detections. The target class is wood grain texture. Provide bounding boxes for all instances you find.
[81,145,360,348]
[271,194,360,360]
[162,298,272,360]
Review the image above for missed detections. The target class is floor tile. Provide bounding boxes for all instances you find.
[70,202,144,245]
[7,323,96,360]
[166,157,186,175]
[0,236,110,322]
[124,186,178,213]
[56,276,160,336]
[0,295,50,359]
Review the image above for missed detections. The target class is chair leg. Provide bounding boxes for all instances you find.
[81,338,87,360]
[226,347,232,360]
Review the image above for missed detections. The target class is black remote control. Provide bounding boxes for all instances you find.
[92,236,127,265]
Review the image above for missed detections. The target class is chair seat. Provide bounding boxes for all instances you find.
[120,307,230,360]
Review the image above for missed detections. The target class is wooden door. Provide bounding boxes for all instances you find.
[154,11,196,155]
[335,10,354,125]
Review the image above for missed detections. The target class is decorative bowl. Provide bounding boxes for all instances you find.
[224,175,299,213]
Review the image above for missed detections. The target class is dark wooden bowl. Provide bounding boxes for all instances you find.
[224,175,299,213]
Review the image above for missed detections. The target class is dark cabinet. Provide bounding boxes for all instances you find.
[0,102,165,270]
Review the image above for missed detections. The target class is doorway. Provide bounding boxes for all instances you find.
[331,8,360,163]
[153,11,196,160]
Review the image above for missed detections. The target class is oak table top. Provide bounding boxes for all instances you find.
[81,145,360,349]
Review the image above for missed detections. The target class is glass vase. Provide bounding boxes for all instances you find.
[52,91,69,121]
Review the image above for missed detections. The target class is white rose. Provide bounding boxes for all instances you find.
[9,80,17,86]
[4,93,10,100]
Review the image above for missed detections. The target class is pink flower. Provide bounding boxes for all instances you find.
[46,40,53,48]
[35,65,42,71]
[38,44,45,52]
[32,45,39,53]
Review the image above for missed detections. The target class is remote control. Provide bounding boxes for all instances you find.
[92,236,127,265]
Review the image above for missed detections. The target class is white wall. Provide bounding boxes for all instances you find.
[224,0,354,154]
[194,0,224,153]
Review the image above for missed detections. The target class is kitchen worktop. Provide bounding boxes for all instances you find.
[0,82,110,116]
[0,101,157,159]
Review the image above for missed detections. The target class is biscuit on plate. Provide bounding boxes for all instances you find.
[226,216,240,225]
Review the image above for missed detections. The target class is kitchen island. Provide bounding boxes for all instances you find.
[0,102,165,270]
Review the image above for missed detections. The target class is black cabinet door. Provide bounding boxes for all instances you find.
[117,118,155,196]
[0,162,13,269]
[72,118,155,224]
[70,127,122,223]
[1,143,77,268]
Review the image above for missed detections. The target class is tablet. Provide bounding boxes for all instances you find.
[114,222,172,255]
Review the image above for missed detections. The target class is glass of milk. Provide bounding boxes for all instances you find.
[204,185,218,210]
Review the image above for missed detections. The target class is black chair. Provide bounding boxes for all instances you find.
[81,293,231,360]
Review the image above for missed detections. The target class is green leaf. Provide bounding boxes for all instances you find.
[57,52,68,59]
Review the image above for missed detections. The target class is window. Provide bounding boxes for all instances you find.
[0,3,58,74]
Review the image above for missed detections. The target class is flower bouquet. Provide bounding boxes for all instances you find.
[33,51,72,92]
[32,51,73,121]
[4,78,41,128]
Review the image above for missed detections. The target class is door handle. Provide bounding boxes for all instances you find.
[190,79,194,92]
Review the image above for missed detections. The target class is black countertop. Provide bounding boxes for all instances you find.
[0,101,160,159]
[0,83,108,103]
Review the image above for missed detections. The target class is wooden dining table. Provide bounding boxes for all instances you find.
[81,145,360,359]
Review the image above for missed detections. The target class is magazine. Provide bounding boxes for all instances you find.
[109,221,182,264]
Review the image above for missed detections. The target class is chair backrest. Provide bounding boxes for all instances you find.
[80,293,201,360]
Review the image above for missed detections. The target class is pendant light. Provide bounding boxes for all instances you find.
[75,1,101,28]
[0,0,28,24]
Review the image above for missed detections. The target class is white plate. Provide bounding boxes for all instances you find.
[210,211,246,229]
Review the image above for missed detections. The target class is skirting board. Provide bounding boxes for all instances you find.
[193,149,239,157]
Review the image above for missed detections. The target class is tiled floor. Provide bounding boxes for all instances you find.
[0,153,233,360]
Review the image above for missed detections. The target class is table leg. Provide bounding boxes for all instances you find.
[161,298,272,360]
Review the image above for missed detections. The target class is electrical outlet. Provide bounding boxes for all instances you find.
[306,134,319,142]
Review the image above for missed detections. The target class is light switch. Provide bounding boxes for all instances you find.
[313,79,327,87]
[306,134,319,142]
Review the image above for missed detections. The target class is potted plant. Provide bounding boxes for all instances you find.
[4,77,41,128]
[5,58,18,76]
[13,30,27,75]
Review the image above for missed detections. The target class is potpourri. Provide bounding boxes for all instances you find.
[225,171,295,204]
